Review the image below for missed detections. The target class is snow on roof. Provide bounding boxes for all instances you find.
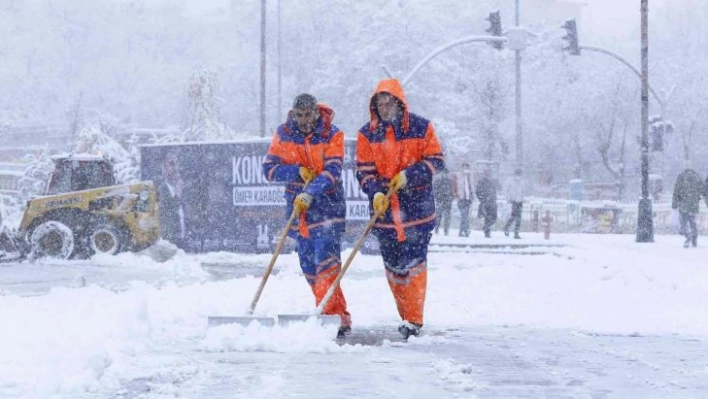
[140,136,358,149]
[50,153,110,162]
[139,137,272,148]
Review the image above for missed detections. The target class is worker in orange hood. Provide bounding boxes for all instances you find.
[356,79,445,339]
[263,93,351,338]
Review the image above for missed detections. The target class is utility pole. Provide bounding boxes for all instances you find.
[277,0,282,123]
[259,0,267,137]
[514,0,523,171]
[636,0,654,242]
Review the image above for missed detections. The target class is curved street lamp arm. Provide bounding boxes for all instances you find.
[402,35,507,87]
[580,45,665,110]
[381,65,394,78]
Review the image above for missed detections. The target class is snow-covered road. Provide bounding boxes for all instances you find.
[1,232,707,398]
[111,325,708,398]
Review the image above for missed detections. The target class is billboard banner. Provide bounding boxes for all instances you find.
[140,139,373,253]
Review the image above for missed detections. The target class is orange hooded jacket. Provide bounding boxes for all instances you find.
[263,103,346,239]
[356,79,445,242]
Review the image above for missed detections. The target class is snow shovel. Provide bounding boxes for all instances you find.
[207,207,299,328]
[278,190,393,326]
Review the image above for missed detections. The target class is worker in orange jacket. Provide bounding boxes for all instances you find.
[356,79,445,339]
[263,93,351,338]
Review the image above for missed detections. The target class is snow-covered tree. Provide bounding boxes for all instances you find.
[17,146,54,202]
[183,69,235,142]
[434,119,474,169]
[73,116,138,184]
[476,77,509,163]
[0,192,23,231]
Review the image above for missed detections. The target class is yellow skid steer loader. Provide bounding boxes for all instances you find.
[0,154,160,261]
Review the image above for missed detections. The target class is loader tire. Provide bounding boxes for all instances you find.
[31,221,75,260]
[89,225,122,255]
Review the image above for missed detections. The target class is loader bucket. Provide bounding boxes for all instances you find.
[0,229,24,262]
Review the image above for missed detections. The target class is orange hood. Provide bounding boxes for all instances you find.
[368,78,410,133]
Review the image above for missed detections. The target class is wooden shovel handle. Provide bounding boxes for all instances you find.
[247,190,303,315]
[316,189,394,313]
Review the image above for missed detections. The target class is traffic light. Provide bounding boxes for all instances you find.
[650,117,671,152]
[562,19,580,55]
[485,11,503,50]
[651,123,664,152]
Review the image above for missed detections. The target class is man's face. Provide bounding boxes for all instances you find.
[164,155,177,177]
[293,107,318,134]
[375,93,400,122]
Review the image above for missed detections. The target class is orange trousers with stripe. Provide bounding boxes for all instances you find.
[377,230,432,326]
[297,235,351,327]
[311,266,351,327]
[386,266,427,326]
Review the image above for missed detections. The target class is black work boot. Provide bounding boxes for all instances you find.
[397,321,421,340]
[336,325,352,339]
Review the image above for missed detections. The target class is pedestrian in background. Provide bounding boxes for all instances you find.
[672,167,704,248]
[475,168,498,238]
[433,169,453,235]
[503,168,526,239]
[453,163,474,237]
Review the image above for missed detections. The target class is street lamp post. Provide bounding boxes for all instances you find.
[277,0,282,123]
[636,0,653,242]
[259,0,267,138]
[514,0,523,171]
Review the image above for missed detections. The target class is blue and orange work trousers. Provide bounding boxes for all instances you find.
[296,234,351,327]
[376,229,431,327]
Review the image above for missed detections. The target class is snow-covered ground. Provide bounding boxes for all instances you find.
[1,232,707,398]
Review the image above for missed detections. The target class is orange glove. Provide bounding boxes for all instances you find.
[373,192,389,217]
[390,171,407,192]
[299,167,316,184]
[294,193,313,215]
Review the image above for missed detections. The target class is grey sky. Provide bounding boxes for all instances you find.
[582,0,671,39]
[179,0,675,40]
